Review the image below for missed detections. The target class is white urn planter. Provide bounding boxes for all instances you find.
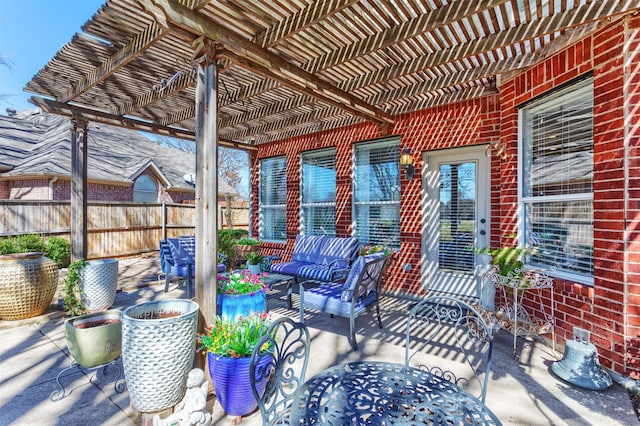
[79,259,119,311]
[122,299,199,413]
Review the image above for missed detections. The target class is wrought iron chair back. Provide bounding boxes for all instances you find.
[250,317,311,425]
[404,295,494,402]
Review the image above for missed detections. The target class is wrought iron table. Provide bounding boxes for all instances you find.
[290,361,502,425]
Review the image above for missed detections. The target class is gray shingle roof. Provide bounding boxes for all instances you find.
[0,109,239,195]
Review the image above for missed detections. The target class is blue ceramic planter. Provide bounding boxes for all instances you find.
[217,290,266,321]
[208,352,271,416]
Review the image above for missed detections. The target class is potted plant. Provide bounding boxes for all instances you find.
[63,258,119,313]
[359,244,393,256]
[198,313,272,416]
[234,237,260,268]
[0,234,58,320]
[217,271,268,321]
[244,251,264,275]
[64,309,122,368]
[122,299,199,413]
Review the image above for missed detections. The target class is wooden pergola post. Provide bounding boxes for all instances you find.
[70,117,88,261]
[194,41,220,331]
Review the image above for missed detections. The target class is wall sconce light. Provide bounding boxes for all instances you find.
[400,146,415,179]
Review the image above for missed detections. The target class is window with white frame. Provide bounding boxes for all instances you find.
[259,156,287,242]
[133,175,158,202]
[520,78,593,282]
[353,137,400,249]
[301,149,336,236]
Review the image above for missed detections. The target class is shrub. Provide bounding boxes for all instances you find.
[236,237,259,246]
[46,237,71,268]
[0,234,47,255]
[14,234,47,253]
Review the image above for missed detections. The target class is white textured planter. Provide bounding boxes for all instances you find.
[247,263,261,275]
[80,259,119,311]
[122,299,199,413]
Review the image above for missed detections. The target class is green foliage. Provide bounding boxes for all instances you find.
[479,246,525,277]
[236,237,260,246]
[217,270,267,295]
[359,245,393,256]
[197,313,271,358]
[244,251,264,265]
[0,238,17,255]
[0,234,47,255]
[63,259,88,317]
[46,237,71,268]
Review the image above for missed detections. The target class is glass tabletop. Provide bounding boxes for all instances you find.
[290,361,502,425]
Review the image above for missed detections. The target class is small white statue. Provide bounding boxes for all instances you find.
[153,368,212,426]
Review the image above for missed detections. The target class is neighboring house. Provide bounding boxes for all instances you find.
[0,109,239,202]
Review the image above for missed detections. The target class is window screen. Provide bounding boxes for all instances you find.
[301,149,336,236]
[521,79,593,280]
[353,138,400,249]
[259,156,286,242]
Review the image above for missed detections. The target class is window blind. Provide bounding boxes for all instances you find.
[353,138,400,249]
[259,156,286,242]
[521,79,594,280]
[301,149,336,236]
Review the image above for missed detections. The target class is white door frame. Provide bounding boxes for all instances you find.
[420,145,491,298]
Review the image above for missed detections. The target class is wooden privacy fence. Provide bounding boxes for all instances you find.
[0,200,248,259]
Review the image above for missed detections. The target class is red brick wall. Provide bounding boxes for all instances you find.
[499,15,640,376]
[621,16,640,377]
[253,13,640,377]
[0,182,7,199]
[52,179,131,201]
[49,174,193,203]
[253,97,501,296]
[8,179,50,199]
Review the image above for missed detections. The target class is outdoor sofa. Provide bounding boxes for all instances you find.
[269,234,359,283]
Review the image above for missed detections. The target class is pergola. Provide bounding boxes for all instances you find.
[24,0,638,325]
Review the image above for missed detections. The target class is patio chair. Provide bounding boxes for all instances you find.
[159,239,194,297]
[404,295,494,402]
[298,252,390,351]
[250,317,311,425]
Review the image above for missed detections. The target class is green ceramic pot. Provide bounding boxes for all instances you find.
[65,309,122,368]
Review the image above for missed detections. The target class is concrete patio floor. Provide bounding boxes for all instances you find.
[0,255,637,425]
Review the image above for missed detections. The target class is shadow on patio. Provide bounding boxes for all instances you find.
[0,256,636,425]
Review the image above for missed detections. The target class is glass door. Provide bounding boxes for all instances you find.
[422,145,490,299]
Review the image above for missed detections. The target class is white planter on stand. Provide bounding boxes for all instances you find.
[80,259,119,311]
[476,254,495,311]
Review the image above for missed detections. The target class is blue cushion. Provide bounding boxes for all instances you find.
[291,235,326,263]
[303,283,377,316]
[179,236,196,257]
[167,237,196,267]
[270,261,313,276]
[316,237,358,269]
[341,252,387,302]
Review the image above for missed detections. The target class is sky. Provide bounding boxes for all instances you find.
[0,0,105,112]
[0,0,250,196]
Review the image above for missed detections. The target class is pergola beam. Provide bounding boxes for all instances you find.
[59,21,167,102]
[143,0,393,126]
[305,0,511,74]
[341,1,630,94]
[29,96,255,150]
